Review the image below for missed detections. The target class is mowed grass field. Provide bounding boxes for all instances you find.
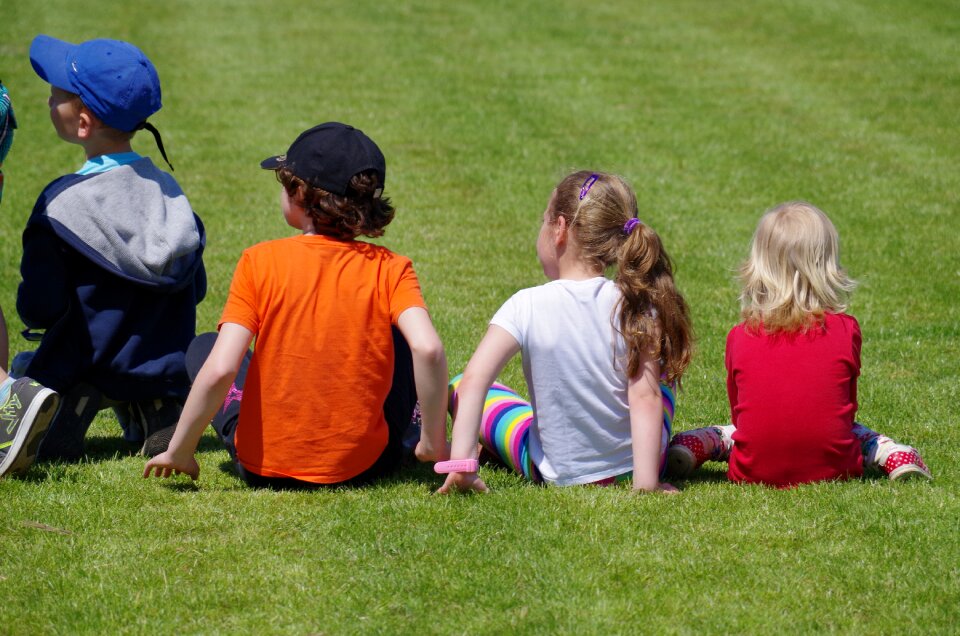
[1,1,958,633]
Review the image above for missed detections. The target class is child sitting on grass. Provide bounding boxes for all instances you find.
[667,201,932,487]
[15,35,206,463]
[144,122,449,488]
[437,171,692,493]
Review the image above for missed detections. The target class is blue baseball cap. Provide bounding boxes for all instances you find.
[30,35,162,133]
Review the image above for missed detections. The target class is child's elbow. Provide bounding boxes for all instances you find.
[200,356,242,387]
[458,365,493,395]
[411,336,446,367]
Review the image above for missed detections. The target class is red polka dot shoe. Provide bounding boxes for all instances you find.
[857,428,933,481]
[666,426,734,478]
[881,446,933,481]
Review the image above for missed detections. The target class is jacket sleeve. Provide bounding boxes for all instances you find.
[17,223,70,329]
[191,213,207,305]
[194,259,207,305]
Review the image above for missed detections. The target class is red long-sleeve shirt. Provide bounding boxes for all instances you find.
[725,312,863,487]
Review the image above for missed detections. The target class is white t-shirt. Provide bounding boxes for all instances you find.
[491,277,633,485]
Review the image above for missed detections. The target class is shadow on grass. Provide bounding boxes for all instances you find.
[216,459,245,487]
[668,463,900,488]
[81,432,223,460]
[11,431,226,484]
[671,464,731,487]
[208,456,452,491]
[11,436,144,483]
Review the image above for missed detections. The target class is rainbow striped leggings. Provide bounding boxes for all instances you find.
[448,374,676,485]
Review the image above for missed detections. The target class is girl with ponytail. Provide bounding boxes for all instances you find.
[436,171,692,493]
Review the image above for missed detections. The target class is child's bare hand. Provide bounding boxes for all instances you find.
[632,481,680,494]
[436,471,489,494]
[143,451,200,480]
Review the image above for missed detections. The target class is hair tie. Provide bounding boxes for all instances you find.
[579,173,599,200]
[623,217,642,235]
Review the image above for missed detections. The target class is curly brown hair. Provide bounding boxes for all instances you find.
[277,167,395,240]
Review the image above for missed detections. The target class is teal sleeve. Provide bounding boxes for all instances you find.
[0,82,16,165]
[0,82,17,204]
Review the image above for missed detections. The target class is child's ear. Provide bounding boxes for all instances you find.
[555,215,568,246]
[76,108,97,140]
[291,184,307,205]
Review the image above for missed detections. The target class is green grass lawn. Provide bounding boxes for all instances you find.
[1,1,958,633]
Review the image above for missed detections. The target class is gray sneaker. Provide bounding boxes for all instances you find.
[142,425,176,458]
[114,398,183,455]
[0,377,60,477]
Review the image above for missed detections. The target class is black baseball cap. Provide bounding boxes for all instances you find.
[260,122,385,196]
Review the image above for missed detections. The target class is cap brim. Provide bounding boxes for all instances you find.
[29,35,78,93]
[260,155,285,170]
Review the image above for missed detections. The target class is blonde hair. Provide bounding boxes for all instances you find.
[551,171,693,383]
[739,201,856,332]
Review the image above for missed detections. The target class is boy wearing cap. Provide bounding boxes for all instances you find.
[15,35,206,463]
[144,123,449,488]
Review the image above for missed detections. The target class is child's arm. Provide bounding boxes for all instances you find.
[629,356,678,493]
[724,332,739,424]
[143,322,253,480]
[396,307,449,463]
[17,227,70,329]
[194,260,207,305]
[438,325,520,494]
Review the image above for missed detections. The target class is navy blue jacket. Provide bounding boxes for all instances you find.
[17,158,206,400]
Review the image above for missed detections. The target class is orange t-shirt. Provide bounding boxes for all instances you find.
[219,234,426,483]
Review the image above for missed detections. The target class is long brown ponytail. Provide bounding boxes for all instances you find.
[552,171,693,383]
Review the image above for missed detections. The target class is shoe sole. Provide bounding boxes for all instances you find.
[666,445,696,478]
[888,464,933,481]
[0,389,60,477]
[141,425,176,458]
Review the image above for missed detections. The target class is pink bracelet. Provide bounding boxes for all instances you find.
[433,459,480,474]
